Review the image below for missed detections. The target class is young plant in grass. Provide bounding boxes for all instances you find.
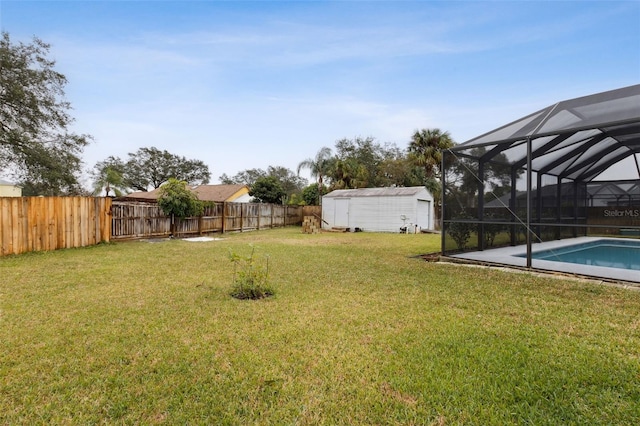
[229,245,274,300]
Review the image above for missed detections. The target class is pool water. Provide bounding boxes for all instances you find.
[525,239,640,270]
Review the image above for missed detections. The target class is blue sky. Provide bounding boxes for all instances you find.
[1,0,639,186]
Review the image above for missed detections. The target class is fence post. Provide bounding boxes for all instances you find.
[222,202,227,234]
[271,204,275,229]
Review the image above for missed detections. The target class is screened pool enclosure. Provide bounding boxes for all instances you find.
[442,84,640,279]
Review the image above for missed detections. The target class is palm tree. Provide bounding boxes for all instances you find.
[297,146,333,205]
[408,128,454,228]
[91,159,127,197]
[408,128,454,180]
[332,158,368,190]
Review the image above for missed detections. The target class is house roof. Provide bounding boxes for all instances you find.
[324,186,428,198]
[191,184,248,202]
[0,179,18,186]
[120,184,249,203]
[452,84,640,183]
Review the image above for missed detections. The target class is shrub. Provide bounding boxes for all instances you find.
[447,210,475,251]
[158,178,205,218]
[229,245,274,300]
[483,211,505,248]
[158,178,206,237]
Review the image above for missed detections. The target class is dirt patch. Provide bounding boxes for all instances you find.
[183,237,224,242]
[417,252,441,262]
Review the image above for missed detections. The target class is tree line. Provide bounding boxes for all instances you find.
[1,32,456,204]
[216,133,454,205]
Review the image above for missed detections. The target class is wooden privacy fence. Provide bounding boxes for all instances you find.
[0,197,320,256]
[111,201,306,240]
[0,197,112,256]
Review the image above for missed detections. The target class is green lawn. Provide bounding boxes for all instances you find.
[1,227,639,424]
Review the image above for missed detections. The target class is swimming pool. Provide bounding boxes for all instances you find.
[451,237,640,284]
[523,239,640,270]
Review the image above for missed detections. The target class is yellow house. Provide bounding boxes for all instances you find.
[120,184,252,203]
[0,179,22,197]
[191,184,252,203]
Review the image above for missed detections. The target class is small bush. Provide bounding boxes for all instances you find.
[158,178,205,218]
[483,211,505,248]
[447,210,475,251]
[229,245,274,300]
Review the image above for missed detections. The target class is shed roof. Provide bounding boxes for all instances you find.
[324,186,428,198]
[452,84,640,182]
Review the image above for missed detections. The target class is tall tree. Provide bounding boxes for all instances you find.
[331,158,368,189]
[266,166,307,199]
[332,138,375,187]
[124,147,210,191]
[447,147,514,208]
[219,168,266,186]
[407,128,454,181]
[0,32,91,195]
[249,176,286,204]
[330,137,408,188]
[301,183,327,206]
[375,145,424,188]
[219,166,306,202]
[408,128,455,226]
[297,146,333,204]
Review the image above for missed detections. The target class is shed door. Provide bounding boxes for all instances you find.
[335,198,350,227]
[417,199,431,230]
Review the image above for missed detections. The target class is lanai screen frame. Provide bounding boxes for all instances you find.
[441,84,640,268]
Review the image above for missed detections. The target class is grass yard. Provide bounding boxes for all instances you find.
[1,227,639,424]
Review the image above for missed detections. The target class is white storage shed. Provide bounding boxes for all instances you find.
[322,186,435,233]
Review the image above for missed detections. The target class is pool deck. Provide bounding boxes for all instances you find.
[449,237,640,284]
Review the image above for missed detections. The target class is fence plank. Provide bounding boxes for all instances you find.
[47,197,56,251]
[4,199,14,255]
[64,196,73,248]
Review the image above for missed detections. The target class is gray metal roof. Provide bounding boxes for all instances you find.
[324,186,428,198]
[0,179,17,185]
[452,84,640,182]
